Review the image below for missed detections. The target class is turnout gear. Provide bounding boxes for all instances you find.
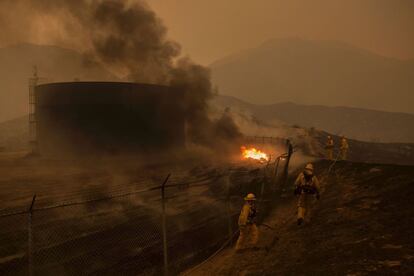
[294,164,320,224]
[236,194,259,251]
[325,135,334,160]
[340,136,349,160]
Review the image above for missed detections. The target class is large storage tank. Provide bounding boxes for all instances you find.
[35,82,186,156]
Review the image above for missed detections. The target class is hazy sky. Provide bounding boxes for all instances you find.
[148,0,414,65]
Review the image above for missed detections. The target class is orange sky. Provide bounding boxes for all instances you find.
[148,0,414,65]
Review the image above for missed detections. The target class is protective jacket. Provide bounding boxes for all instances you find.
[294,173,320,195]
[238,203,257,226]
[340,138,349,150]
[326,138,334,149]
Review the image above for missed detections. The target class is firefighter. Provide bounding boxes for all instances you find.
[340,136,349,160]
[325,135,334,160]
[294,163,320,225]
[235,193,259,251]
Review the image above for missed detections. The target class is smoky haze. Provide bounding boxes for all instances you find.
[149,0,414,64]
[148,0,414,115]
[0,0,241,147]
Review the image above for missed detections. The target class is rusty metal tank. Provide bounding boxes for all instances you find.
[35,82,186,156]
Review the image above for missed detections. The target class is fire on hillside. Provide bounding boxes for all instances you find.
[241,146,269,162]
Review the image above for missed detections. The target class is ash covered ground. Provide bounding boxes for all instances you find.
[0,150,278,275]
[1,136,413,275]
[186,160,414,275]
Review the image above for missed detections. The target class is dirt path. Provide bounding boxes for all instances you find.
[185,161,414,275]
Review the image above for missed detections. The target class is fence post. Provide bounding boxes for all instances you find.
[28,195,36,276]
[273,157,281,190]
[282,139,293,186]
[161,174,171,276]
[225,174,233,240]
[261,157,271,199]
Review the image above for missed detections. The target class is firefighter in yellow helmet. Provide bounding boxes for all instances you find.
[325,135,334,160]
[235,193,259,251]
[340,136,349,160]
[294,163,320,225]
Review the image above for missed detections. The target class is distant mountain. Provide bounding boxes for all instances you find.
[210,38,414,114]
[212,95,414,143]
[0,43,117,122]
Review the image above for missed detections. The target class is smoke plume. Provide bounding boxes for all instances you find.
[0,0,241,147]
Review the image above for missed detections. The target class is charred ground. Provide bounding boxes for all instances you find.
[187,160,414,275]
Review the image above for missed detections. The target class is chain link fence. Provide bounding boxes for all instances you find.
[244,135,287,145]
[0,146,291,275]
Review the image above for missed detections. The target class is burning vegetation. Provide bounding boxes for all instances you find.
[241,146,270,162]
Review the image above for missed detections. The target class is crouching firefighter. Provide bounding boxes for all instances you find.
[294,163,321,225]
[235,193,259,251]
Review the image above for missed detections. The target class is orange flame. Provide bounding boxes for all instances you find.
[241,146,269,162]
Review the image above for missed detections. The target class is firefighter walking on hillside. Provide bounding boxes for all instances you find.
[340,136,349,160]
[325,135,334,160]
[294,163,320,225]
[235,193,259,251]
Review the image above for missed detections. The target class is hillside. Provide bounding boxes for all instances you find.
[186,160,414,275]
[212,95,414,143]
[210,38,414,114]
[0,43,116,122]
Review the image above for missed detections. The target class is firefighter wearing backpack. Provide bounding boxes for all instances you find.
[325,135,334,160]
[340,136,349,160]
[235,193,259,251]
[294,163,321,225]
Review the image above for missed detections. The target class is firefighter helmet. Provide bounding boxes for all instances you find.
[304,163,314,175]
[244,193,256,201]
[305,163,314,171]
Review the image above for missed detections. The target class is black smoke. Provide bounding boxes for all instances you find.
[0,0,242,148]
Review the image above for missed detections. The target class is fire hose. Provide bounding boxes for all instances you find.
[327,150,342,176]
[181,229,240,275]
[259,223,275,230]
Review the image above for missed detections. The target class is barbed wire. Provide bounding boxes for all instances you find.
[0,161,280,276]
[0,170,241,218]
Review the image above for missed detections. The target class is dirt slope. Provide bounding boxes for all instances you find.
[187,160,414,275]
[310,130,414,166]
[212,95,414,143]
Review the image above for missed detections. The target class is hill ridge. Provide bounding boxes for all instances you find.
[210,38,414,114]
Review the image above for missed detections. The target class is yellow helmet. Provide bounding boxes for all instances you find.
[244,193,256,201]
[304,163,314,175]
[305,163,314,171]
